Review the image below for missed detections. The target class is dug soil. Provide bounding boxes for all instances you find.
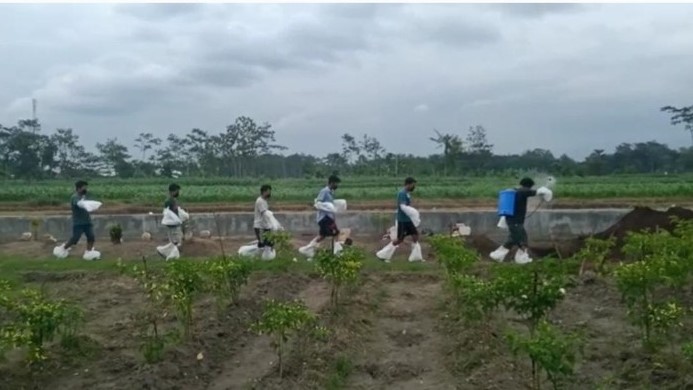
[2,266,692,390]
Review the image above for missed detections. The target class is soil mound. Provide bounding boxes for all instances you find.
[594,206,693,244]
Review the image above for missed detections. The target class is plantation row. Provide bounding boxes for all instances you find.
[2,175,693,204]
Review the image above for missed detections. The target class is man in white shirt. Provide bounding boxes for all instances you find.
[253,184,273,248]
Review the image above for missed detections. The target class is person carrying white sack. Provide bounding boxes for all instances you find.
[376,177,424,263]
[490,177,553,264]
[157,183,188,260]
[298,175,342,259]
[53,180,102,260]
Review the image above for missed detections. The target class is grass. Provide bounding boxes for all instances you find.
[2,174,693,205]
[326,355,354,390]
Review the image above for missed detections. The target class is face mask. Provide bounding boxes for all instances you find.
[80,189,88,195]
[174,192,179,198]
[266,193,272,199]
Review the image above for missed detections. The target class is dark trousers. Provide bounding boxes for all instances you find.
[504,222,528,248]
[66,224,95,246]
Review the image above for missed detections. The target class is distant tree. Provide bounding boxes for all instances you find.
[134,132,162,162]
[661,105,693,146]
[341,133,360,165]
[97,138,133,177]
[429,129,463,176]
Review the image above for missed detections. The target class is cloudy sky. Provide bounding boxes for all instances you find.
[1,3,693,159]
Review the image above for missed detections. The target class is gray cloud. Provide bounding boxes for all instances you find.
[1,3,693,159]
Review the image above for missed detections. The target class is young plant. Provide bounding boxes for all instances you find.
[315,247,364,308]
[263,230,293,254]
[164,260,205,337]
[131,257,171,363]
[109,223,123,244]
[507,320,582,390]
[428,234,477,278]
[203,257,252,310]
[575,236,615,275]
[493,261,568,332]
[682,342,693,363]
[252,299,315,378]
[447,273,500,326]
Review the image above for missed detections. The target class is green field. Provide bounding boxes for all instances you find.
[1,175,693,205]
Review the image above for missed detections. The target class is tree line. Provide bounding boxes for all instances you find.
[1,105,692,180]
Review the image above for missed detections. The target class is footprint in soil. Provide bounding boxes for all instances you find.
[387,329,426,348]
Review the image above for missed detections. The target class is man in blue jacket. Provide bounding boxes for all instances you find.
[298,175,341,259]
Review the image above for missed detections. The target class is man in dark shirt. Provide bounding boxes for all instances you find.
[56,180,96,257]
[376,177,421,262]
[490,177,551,264]
[164,183,182,247]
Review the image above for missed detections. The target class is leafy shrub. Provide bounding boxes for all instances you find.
[109,223,123,244]
[203,257,251,310]
[315,246,364,308]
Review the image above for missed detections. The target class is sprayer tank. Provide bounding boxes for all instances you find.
[497,189,516,216]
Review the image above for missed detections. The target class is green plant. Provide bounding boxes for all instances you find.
[326,355,353,390]
[109,223,123,244]
[203,257,251,310]
[447,274,500,326]
[507,320,582,390]
[575,236,615,275]
[315,247,364,308]
[493,261,568,332]
[429,234,477,278]
[131,257,171,363]
[30,218,41,241]
[263,230,293,254]
[682,342,693,363]
[252,299,315,378]
[164,260,205,337]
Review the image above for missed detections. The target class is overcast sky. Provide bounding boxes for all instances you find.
[1,3,693,159]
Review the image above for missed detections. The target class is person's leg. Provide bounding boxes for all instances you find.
[407,223,424,262]
[254,228,265,247]
[263,229,273,248]
[85,224,95,251]
[63,224,84,250]
[514,224,532,264]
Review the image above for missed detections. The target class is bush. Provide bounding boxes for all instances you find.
[109,223,123,244]
[203,257,252,310]
[315,246,364,308]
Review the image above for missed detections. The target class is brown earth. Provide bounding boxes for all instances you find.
[2,197,693,215]
[2,267,691,389]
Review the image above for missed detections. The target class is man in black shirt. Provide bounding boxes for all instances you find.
[490,177,552,264]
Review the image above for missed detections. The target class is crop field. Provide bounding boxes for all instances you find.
[1,175,693,209]
[1,206,693,390]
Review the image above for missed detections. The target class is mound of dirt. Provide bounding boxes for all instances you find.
[594,206,693,244]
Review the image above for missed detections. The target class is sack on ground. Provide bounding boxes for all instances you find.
[497,216,508,229]
[298,244,316,258]
[333,241,344,255]
[238,244,261,257]
[376,243,397,261]
[166,245,180,261]
[77,200,102,212]
[408,242,423,262]
[333,199,347,213]
[161,208,183,226]
[83,249,101,261]
[314,201,337,213]
[261,247,276,261]
[401,205,421,227]
[157,242,178,259]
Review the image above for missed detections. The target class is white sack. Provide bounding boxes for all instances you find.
[161,208,183,226]
[333,199,348,213]
[314,201,337,214]
[452,223,472,237]
[298,239,318,259]
[333,241,344,255]
[264,210,283,231]
[376,242,397,261]
[166,245,180,261]
[238,244,261,258]
[77,200,102,212]
[178,208,190,222]
[83,249,101,261]
[53,245,69,259]
[157,242,180,260]
[497,216,508,230]
[261,247,276,261]
[388,224,398,241]
[536,186,553,202]
[408,242,424,262]
[400,205,421,227]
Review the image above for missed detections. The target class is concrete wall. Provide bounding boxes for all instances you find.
[0,209,629,243]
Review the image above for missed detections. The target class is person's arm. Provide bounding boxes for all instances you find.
[258,200,268,216]
[397,192,408,210]
[168,199,179,214]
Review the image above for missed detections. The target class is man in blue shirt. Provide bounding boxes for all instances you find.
[54,180,97,259]
[299,175,341,259]
[376,177,421,262]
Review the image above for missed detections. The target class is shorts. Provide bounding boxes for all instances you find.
[396,221,418,240]
[318,216,339,238]
[166,225,182,246]
[504,222,528,247]
[254,228,273,248]
[68,224,95,245]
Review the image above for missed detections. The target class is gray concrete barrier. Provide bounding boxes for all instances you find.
[0,209,629,243]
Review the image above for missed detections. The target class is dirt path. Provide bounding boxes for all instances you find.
[206,280,330,390]
[348,274,456,389]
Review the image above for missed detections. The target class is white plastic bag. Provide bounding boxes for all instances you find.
[264,210,283,231]
[388,224,398,241]
[333,199,347,213]
[401,205,421,227]
[298,239,318,259]
[77,200,102,212]
[514,249,532,264]
[53,245,69,259]
[238,244,261,257]
[536,186,553,202]
[497,216,508,229]
[178,208,190,222]
[376,242,397,261]
[408,242,424,262]
[490,246,509,262]
[333,241,344,255]
[314,201,337,213]
[83,249,101,261]
[261,247,276,261]
[157,242,179,259]
[451,223,472,237]
[166,245,180,261]
[161,208,183,226]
